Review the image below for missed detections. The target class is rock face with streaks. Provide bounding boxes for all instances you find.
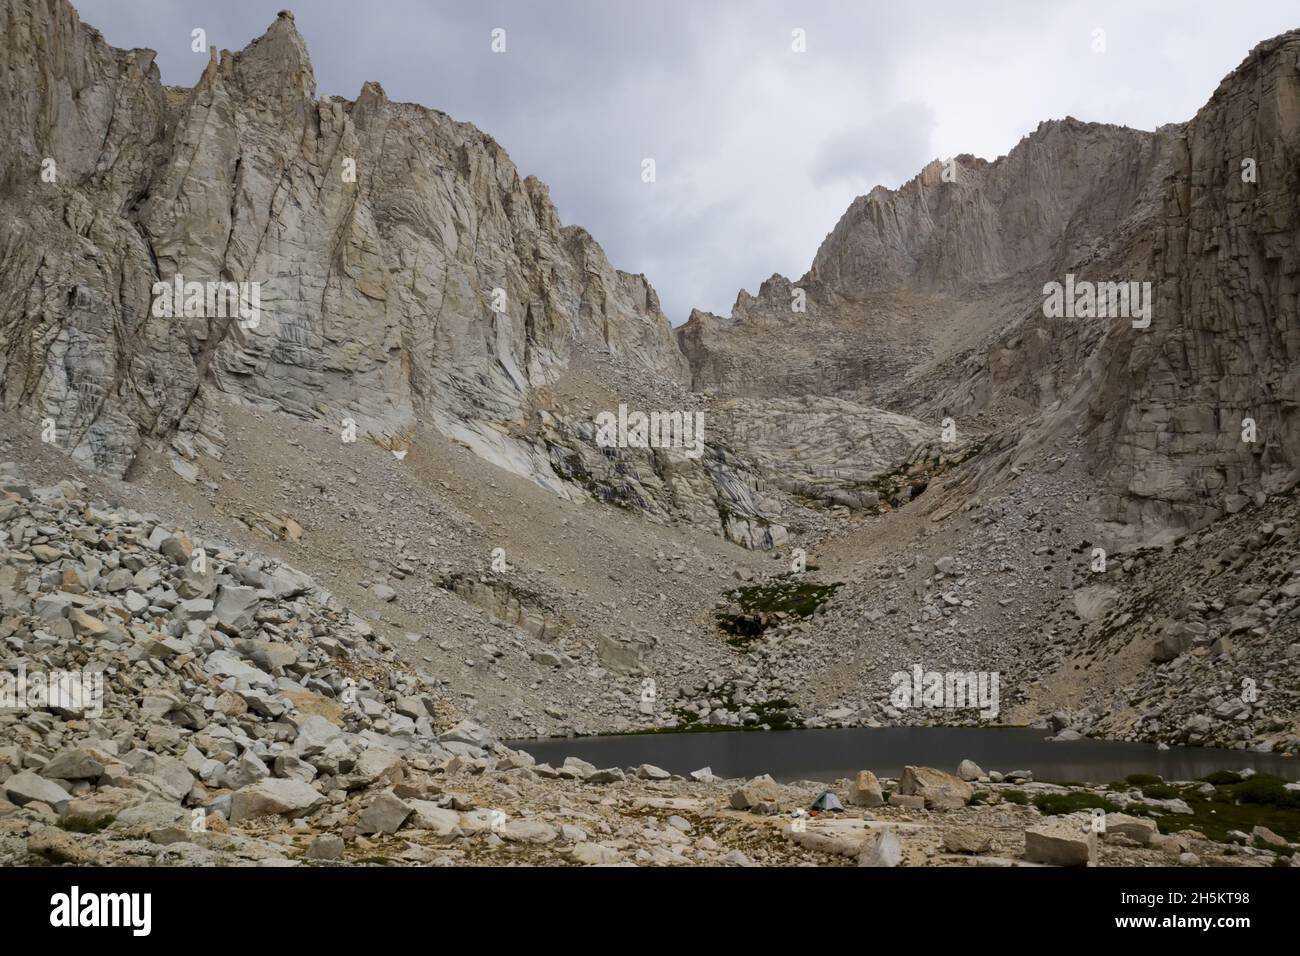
[1083,30,1300,540]
[678,31,1300,544]
[676,119,1168,403]
[0,0,191,478]
[5,4,1300,871]
[0,1,784,546]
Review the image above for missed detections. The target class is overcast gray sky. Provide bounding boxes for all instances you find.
[75,0,1298,323]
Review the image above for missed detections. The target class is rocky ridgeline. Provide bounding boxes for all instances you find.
[663,72,1300,733]
[678,30,1300,545]
[0,0,794,550]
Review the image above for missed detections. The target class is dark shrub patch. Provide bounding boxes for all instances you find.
[715,580,842,645]
[1125,773,1163,787]
[1033,792,1120,816]
[1140,784,1180,800]
[59,815,113,834]
[1201,770,1243,786]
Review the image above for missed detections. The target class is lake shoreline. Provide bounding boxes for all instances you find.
[511,725,1300,785]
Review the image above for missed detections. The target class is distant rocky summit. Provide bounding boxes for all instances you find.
[680,32,1300,543]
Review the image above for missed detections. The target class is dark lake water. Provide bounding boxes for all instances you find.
[511,726,1300,784]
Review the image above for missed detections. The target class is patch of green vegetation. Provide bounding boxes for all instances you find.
[715,579,842,645]
[749,698,798,730]
[1002,789,1029,805]
[968,791,993,806]
[665,681,800,733]
[59,815,113,834]
[1146,775,1300,845]
[858,437,989,510]
[1140,783,1181,800]
[1032,792,1121,816]
[1227,775,1300,808]
[1125,773,1163,787]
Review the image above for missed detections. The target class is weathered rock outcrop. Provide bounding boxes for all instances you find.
[807,120,1165,296]
[0,0,192,477]
[676,119,1169,402]
[1084,30,1300,539]
[0,1,784,545]
[677,32,1300,543]
[0,5,682,468]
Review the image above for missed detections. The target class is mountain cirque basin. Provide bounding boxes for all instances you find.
[0,0,1298,867]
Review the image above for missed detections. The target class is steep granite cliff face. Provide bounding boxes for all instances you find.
[0,1,786,545]
[676,119,1170,401]
[0,0,189,477]
[808,120,1166,296]
[1084,30,1300,539]
[678,33,1300,543]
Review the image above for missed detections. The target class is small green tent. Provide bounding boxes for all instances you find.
[809,791,845,814]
